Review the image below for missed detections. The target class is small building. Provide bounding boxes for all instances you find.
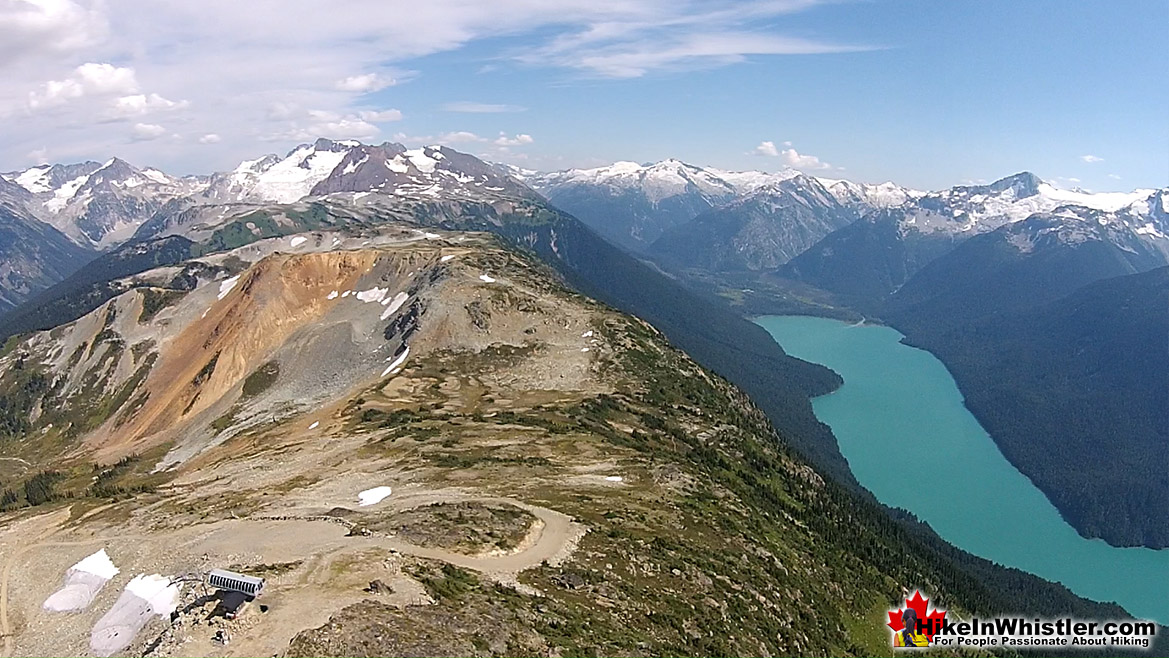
[206,569,264,598]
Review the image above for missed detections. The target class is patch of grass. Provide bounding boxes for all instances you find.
[410,562,480,601]
[210,407,238,433]
[137,288,188,323]
[0,334,26,359]
[242,361,280,398]
[228,560,303,577]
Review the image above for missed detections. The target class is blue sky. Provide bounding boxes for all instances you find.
[1,0,1164,191]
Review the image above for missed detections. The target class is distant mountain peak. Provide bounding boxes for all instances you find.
[985,171,1043,197]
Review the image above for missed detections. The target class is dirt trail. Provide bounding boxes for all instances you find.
[0,509,73,658]
[380,499,582,576]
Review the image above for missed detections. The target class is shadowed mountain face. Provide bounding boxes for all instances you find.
[0,202,94,317]
[650,175,858,272]
[884,219,1169,546]
[525,159,742,252]
[782,173,1169,311]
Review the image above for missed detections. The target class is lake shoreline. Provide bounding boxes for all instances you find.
[755,314,1169,625]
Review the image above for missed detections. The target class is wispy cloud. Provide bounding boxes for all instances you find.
[1080,154,1103,163]
[0,0,863,169]
[130,122,167,141]
[335,73,397,93]
[441,101,526,113]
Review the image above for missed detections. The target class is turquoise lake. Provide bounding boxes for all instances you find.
[755,315,1169,624]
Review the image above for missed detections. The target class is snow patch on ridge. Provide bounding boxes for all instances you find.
[217,275,240,300]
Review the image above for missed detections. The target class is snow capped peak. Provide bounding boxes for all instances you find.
[211,139,361,203]
[12,165,53,193]
[985,171,1043,197]
[532,158,744,204]
[817,178,922,209]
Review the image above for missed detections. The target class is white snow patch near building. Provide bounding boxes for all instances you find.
[479,274,496,283]
[308,421,319,430]
[73,549,120,579]
[581,347,590,352]
[358,486,393,507]
[290,236,307,247]
[89,575,181,656]
[605,475,624,482]
[424,232,440,239]
[217,275,240,300]
[440,254,456,262]
[327,290,339,300]
[124,574,181,616]
[581,330,593,338]
[43,549,120,612]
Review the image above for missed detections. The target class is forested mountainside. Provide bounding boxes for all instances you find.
[888,265,1169,547]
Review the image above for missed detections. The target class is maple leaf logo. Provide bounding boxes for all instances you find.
[887,590,947,641]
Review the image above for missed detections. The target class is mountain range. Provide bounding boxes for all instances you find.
[3,142,1167,547]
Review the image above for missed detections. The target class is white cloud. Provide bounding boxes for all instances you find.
[434,131,487,144]
[752,140,779,157]
[131,122,167,141]
[198,133,221,144]
[1080,154,1103,163]
[28,62,138,109]
[1107,173,1121,180]
[751,140,832,169]
[107,92,188,118]
[335,73,396,92]
[494,133,533,147]
[779,147,832,170]
[442,101,526,113]
[357,108,403,122]
[0,0,108,64]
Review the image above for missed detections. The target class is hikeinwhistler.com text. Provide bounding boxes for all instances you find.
[917,616,1156,650]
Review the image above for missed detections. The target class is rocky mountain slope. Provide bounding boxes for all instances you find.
[1,146,857,497]
[0,202,94,315]
[0,210,1150,656]
[649,174,857,271]
[524,159,745,251]
[524,159,919,253]
[2,158,205,249]
[783,172,1169,309]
